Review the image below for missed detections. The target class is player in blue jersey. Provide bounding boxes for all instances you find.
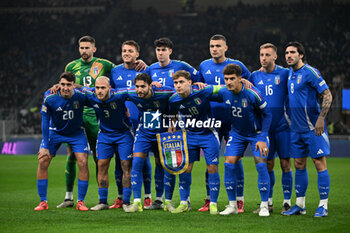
[35,72,90,211]
[109,40,153,209]
[168,70,222,215]
[78,77,134,211]
[249,43,293,214]
[147,37,200,209]
[198,34,251,212]
[216,64,272,217]
[123,73,175,213]
[149,37,201,87]
[282,42,332,217]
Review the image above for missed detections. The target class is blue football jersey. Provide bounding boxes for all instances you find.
[126,86,175,134]
[148,60,200,87]
[40,89,87,147]
[110,64,150,89]
[217,85,272,140]
[287,64,329,132]
[169,85,222,133]
[110,64,150,129]
[249,65,289,133]
[199,58,251,123]
[84,87,132,133]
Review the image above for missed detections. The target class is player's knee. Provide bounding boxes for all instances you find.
[294,158,306,170]
[207,164,218,173]
[38,156,50,168]
[280,158,291,172]
[312,156,327,172]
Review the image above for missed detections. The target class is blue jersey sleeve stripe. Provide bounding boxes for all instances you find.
[247,88,263,101]
[305,65,321,79]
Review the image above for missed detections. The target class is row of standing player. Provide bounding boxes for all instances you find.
[35,35,331,218]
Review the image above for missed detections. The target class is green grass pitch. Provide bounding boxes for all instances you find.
[0,155,350,233]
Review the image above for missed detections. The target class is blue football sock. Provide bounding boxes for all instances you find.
[318,169,330,200]
[164,170,176,200]
[155,164,164,198]
[236,159,244,197]
[98,188,108,204]
[256,163,270,202]
[131,157,144,199]
[282,171,293,200]
[179,172,192,201]
[295,169,308,198]
[205,169,210,197]
[77,179,89,201]
[114,157,123,196]
[224,163,237,201]
[123,187,132,204]
[268,170,275,198]
[37,179,48,201]
[208,172,220,203]
[143,156,152,195]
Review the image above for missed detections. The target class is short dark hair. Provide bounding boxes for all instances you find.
[122,40,140,52]
[79,35,96,45]
[60,72,76,83]
[286,41,306,61]
[260,43,277,53]
[154,37,174,49]
[223,64,242,76]
[210,34,227,42]
[173,70,191,81]
[134,73,152,85]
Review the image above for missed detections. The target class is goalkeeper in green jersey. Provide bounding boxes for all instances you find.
[57,35,116,208]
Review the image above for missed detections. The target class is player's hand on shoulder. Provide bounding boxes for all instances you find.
[241,79,253,88]
[193,82,206,89]
[49,84,60,94]
[152,81,162,88]
[255,141,269,157]
[135,59,147,71]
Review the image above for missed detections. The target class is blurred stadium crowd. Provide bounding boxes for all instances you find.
[1,0,349,135]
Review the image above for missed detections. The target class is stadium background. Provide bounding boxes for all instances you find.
[0,1,350,232]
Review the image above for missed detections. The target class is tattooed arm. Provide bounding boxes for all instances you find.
[315,89,332,136]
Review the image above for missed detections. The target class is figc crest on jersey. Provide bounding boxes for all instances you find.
[156,130,189,175]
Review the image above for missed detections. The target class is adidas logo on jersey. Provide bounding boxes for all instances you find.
[179,186,184,190]
[131,181,137,185]
[317,149,324,155]
[226,186,233,190]
[205,70,211,74]
[152,73,157,78]
[259,187,267,191]
[180,104,185,109]
[137,103,143,108]
[93,104,99,108]
[56,107,63,111]
[117,76,123,80]
[225,100,231,105]
[211,187,218,191]
[84,147,89,151]
[212,157,218,163]
[258,80,264,85]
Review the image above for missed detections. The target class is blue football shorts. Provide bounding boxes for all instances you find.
[40,129,89,156]
[225,130,270,158]
[96,130,134,160]
[290,130,330,158]
[133,129,159,154]
[267,129,291,160]
[186,129,220,165]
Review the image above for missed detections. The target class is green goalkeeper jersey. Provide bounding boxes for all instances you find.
[65,57,116,115]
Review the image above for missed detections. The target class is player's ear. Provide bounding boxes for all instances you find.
[93,46,97,53]
[73,83,76,88]
[169,49,173,55]
[225,45,228,52]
